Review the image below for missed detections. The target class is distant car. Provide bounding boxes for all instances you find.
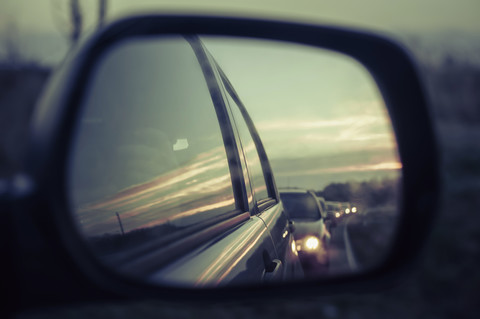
[279,189,331,275]
[326,201,343,220]
[350,204,358,214]
[341,202,352,215]
[62,35,306,286]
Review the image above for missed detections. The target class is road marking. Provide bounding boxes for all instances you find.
[343,216,358,271]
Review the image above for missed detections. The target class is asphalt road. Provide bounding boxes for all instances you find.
[327,216,357,276]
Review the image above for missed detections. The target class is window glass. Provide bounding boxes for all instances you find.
[224,90,269,202]
[69,37,235,255]
[280,193,321,220]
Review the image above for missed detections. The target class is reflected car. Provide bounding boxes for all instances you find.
[68,36,304,286]
[341,202,352,215]
[350,204,358,214]
[279,189,331,275]
[326,201,343,220]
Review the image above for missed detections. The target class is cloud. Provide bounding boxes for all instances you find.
[255,99,389,135]
[275,161,402,177]
[255,107,397,159]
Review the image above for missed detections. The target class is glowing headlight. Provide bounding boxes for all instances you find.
[335,212,341,218]
[345,208,350,214]
[305,236,320,250]
[291,241,298,255]
[352,207,357,213]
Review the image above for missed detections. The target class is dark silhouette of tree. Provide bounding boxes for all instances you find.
[61,0,108,46]
[317,177,400,208]
[98,0,107,29]
[319,183,352,202]
[69,0,82,46]
[2,22,22,65]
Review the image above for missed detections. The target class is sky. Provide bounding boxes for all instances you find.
[1,0,480,34]
[202,37,400,188]
[1,0,477,189]
[1,0,480,64]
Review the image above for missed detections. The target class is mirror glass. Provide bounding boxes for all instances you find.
[68,35,401,287]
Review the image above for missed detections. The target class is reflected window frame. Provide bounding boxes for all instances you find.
[215,63,280,214]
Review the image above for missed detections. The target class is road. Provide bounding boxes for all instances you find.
[325,208,398,276]
[295,208,397,278]
[327,216,357,276]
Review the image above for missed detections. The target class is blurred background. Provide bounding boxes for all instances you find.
[1,0,480,318]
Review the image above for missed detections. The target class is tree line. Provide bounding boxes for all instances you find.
[315,177,401,208]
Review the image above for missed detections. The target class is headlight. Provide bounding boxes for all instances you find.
[291,240,298,255]
[305,236,320,250]
[335,212,341,218]
[345,208,350,214]
[352,207,357,213]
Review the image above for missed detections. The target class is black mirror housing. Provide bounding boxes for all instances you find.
[2,15,439,311]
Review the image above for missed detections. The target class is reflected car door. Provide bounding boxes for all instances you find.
[211,59,303,281]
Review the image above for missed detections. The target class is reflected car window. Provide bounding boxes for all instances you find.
[224,90,269,203]
[280,193,321,220]
[69,36,235,255]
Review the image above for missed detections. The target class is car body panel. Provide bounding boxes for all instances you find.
[149,215,278,287]
[256,201,303,280]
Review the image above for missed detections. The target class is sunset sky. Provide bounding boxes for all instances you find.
[203,37,400,188]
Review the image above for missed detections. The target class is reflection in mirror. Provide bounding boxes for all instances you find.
[69,35,401,288]
[205,37,401,277]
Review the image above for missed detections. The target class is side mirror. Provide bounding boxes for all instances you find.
[10,15,438,309]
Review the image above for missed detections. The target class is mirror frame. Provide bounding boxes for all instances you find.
[12,15,438,308]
